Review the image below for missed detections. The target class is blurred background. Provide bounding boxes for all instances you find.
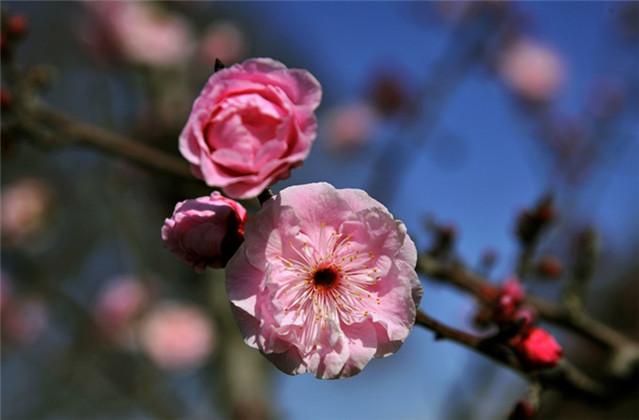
[1,1,638,419]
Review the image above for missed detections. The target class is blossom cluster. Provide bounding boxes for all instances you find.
[161,58,422,378]
[477,277,563,369]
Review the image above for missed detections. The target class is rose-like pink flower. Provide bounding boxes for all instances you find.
[225,182,422,379]
[162,192,247,271]
[514,327,563,368]
[179,58,321,199]
[498,38,564,103]
[138,302,214,370]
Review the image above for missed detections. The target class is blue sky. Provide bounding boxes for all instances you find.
[228,2,639,419]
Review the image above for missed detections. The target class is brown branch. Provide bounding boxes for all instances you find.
[417,254,639,377]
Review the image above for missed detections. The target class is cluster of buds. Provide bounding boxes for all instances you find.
[475,277,563,369]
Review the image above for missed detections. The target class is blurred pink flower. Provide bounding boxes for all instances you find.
[161,192,247,271]
[95,276,150,343]
[3,297,48,345]
[83,1,194,67]
[498,38,564,103]
[0,178,52,245]
[226,182,422,379]
[179,58,321,199]
[324,103,378,152]
[139,303,214,370]
[199,21,247,66]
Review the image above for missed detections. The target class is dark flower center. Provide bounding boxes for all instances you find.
[313,266,338,288]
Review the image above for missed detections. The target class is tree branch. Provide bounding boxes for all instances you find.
[24,101,195,180]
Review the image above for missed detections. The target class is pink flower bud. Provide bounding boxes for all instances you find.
[514,327,563,368]
[161,192,247,271]
[138,303,214,371]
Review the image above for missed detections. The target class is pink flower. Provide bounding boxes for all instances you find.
[161,192,247,270]
[514,327,563,368]
[83,2,194,67]
[324,103,378,152]
[139,303,214,370]
[95,276,150,343]
[499,38,564,103]
[179,58,322,199]
[225,182,422,379]
[198,21,247,66]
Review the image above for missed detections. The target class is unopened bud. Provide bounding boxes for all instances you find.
[508,400,535,420]
[536,256,563,279]
[7,15,28,39]
[1,89,12,110]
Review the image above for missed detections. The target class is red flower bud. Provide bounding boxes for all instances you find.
[514,327,563,368]
[7,15,28,39]
[1,89,13,110]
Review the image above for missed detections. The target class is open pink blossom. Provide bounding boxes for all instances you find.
[225,182,422,379]
[162,192,247,270]
[498,38,564,103]
[179,58,321,199]
[138,302,214,370]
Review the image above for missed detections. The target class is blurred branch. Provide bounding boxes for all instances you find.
[25,102,195,180]
[415,310,607,400]
[368,8,505,203]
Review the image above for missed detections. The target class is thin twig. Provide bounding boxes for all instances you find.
[28,102,195,180]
